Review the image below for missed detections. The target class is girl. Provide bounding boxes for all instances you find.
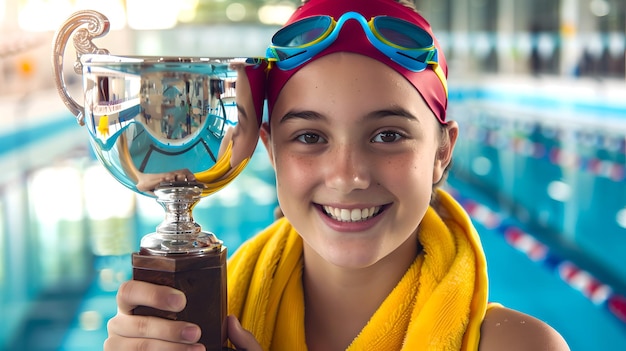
[105,0,570,350]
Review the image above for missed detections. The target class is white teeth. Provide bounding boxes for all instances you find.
[350,209,360,221]
[340,209,350,221]
[324,206,381,222]
[362,208,370,217]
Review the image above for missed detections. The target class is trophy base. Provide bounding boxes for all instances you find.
[132,247,227,351]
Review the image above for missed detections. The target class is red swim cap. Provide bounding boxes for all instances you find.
[266,0,448,123]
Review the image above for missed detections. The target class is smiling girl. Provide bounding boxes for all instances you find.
[105,1,570,350]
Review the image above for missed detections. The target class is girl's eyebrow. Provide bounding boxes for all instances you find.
[366,108,421,123]
[278,110,325,123]
[277,107,421,124]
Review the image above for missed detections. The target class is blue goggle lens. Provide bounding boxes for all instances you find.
[272,16,333,47]
[373,17,433,49]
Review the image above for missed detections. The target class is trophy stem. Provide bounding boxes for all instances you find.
[140,181,222,255]
[156,181,202,235]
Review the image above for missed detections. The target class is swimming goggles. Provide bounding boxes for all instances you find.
[266,11,447,93]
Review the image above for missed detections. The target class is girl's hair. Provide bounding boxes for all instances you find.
[395,0,419,10]
[431,124,454,205]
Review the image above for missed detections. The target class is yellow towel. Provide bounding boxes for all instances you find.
[227,189,489,350]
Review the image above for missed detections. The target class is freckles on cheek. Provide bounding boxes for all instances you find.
[275,154,314,182]
[385,155,413,171]
[385,156,430,181]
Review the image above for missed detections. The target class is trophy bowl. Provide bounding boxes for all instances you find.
[52,10,266,350]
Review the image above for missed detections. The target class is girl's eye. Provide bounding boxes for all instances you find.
[296,133,326,144]
[372,131,402,143]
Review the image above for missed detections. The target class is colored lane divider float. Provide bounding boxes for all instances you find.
[447,187,626,325]
[462,121,626,182]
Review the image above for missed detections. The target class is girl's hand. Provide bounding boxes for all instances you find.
[226,315,263,351]
[104,280,204,351]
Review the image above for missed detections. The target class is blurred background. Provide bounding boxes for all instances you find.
[0,0,625,350]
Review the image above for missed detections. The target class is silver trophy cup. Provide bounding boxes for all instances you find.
[52,10,266,350]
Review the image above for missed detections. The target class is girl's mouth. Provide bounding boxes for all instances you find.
[321,205,385,223]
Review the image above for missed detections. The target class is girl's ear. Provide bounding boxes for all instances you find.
[259,122,275,168]
[433,120,459,184]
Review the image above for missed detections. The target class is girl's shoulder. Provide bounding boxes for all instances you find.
[479,305,570,351]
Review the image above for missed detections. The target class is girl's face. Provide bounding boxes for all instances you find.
[262,53,456,269]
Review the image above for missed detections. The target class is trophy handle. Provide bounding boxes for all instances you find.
[52,10,111,126]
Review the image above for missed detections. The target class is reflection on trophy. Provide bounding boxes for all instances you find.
[52,10,266,350]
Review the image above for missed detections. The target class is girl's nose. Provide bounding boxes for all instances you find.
[323,144,371,193]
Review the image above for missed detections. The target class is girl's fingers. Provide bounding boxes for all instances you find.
[116,280,186,314]
[107,312,201,344]
[227,315,263,351]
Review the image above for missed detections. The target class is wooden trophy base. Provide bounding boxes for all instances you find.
[132,247,227,351]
